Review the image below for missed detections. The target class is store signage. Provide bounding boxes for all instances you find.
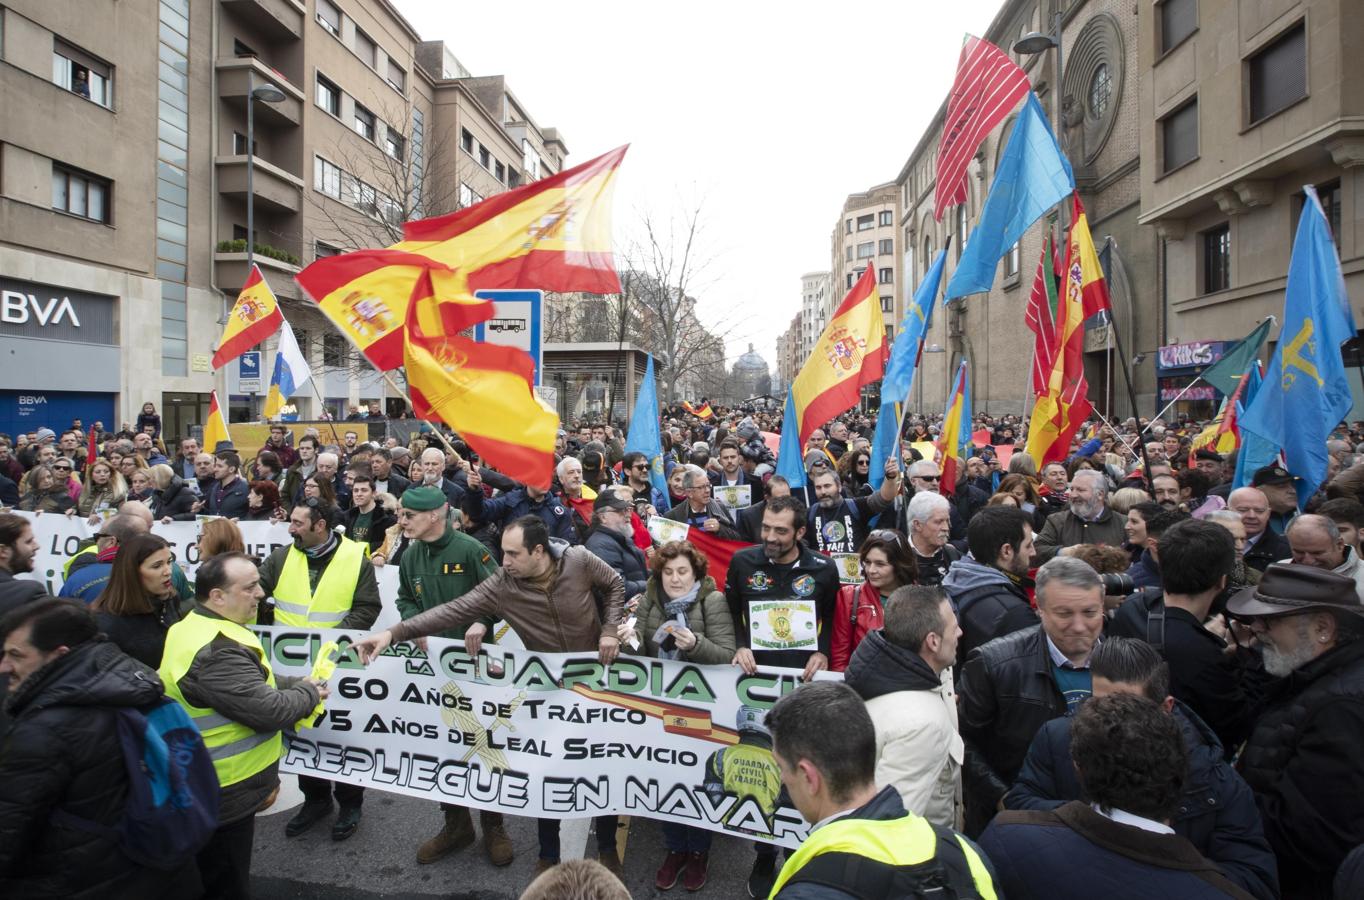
[1157,340,1226,372]
[1,291,80,327]
[0,276,116,344]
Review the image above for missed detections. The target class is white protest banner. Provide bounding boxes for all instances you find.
[713,484,752,509]
[646,514,691,545]
[261,627,822,847]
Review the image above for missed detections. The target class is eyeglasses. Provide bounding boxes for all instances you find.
[914,474,941,482]
[856,459,870,466]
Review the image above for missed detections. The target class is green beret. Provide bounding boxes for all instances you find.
[400,485,446,510]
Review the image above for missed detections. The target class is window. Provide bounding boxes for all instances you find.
[315,241,341,260]
[845,245,854,262]
[348,177,377,214]
[316,74,340,116]
[461,128,474,154]
[232,224,248,242]
[231,132,257,156]
[879,268,893,285]
[856,242,875,259]
[508,170,521,188]
[856,214,875,231]
[353,104,376,141]
[316,0,341,37]
[494,161,505,183]
[846,273,855,290]
[879,210,893,227]
[845,219,853,235]
[353,29,377,68]
[323,333,347,367]
[52,164,110,222]
[1089,64,1112,117]
[1159,0,1196,54]
[53,40,112,108]
[522,139,542,180]
[314,156,342,199]
[1248,23,1306,124]
[233,38,257,59]
[1317,182,1342,252]
[459,182,483,208]
[385,129,404,161]
[478,145,491,169]
[1202,223,1231,294]
[1006,241,1021,277]
[881,296,894,312]
[1161,99,1198,173]
[387,59,406,93]
[879,239,893,256]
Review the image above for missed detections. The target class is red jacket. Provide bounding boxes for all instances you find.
[831,581,884,672]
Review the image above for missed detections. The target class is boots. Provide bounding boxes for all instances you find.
[416,806,476,864]
[480,810,514,867]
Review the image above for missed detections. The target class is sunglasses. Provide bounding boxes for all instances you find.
[868,529,904,547]
[914,474,941,482]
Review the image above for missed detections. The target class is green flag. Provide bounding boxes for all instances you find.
[1200,319,1271,397]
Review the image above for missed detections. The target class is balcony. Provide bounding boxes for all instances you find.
[215,155,304,214]
[219,0,305,42]
[217,58,304,127]
[214,251,301,301]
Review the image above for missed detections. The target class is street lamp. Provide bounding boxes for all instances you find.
[1013,12,1065,151]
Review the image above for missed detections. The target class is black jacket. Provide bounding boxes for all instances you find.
[207,476,250,518]
[1109,591,1261,757]
[1238,640,1364,899]
[725,544,840,670]
[1005,701,1279,900]
[583,527,650,599]
[153,475,196,520]
[941,556,1038,663]
[0,640,183,899]
[94,595,183,669]
[0,569,47,617]
[0,473,18,507]
[343,504,398,553]
[736,500,767,544]
[1242,529,1290,573]
[373,471,411,499]
[665,498,742,541]
[957,625,1067,836]
[844,628,941,698]
[708,469,765,504]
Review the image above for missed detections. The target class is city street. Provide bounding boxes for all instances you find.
[252,778,753,899]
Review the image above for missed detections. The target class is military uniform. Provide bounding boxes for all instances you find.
[397,524,498,640]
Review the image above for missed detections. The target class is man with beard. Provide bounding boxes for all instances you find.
[0,513,44,616]
[905,492,960,587]
[257,499,380,841]
[584,489,650,601]
[1034,469,1126,563]
[804,459,899,556]
[942,505,1037,662]
[1231,564,1364,898]
[417,447,466,509]
[708,440,765,506]
[257,425,297,470]
[725,494,840,898]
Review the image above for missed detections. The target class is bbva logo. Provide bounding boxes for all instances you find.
[1,290,81,327]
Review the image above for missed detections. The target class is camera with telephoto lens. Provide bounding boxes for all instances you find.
[1100,573,1136,596]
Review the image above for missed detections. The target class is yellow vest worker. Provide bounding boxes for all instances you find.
[271,535,367,627]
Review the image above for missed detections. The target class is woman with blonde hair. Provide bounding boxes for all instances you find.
[73,458,126,518]
[148,462,195,521]
[198,517,246,559]
[20,465,74,512]
[1108,486,1151,516]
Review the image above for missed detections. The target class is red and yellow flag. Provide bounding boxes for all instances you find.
[683,401,714,419]
[1190,369,1252,461]
[212,264,283,369]
[203,390,231,452]
[1025,195,1102,467]
[297,146,628,370]
[790,266,887,449]
[937,361,972,496]
[402,272,558,489]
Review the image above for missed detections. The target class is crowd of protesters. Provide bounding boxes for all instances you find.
[2,399,1363,899]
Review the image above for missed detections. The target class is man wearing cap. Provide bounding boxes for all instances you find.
[1251,465,1300,535]
[583,489,650,602]
[17,427,56,470]
[389,485,512,867]
[1230,487,1291,573]
[1230,564,1364,899]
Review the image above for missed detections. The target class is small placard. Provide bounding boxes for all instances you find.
[646,515,691,545]
[832,553,862,584]
[713,484,752,509]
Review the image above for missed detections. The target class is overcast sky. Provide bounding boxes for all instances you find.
[396,0,1005,372]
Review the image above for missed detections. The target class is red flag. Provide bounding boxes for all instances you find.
[87,424,97,465]
[1024,233,1060,397]
[934,35,1031,221]
[683,527,753,596]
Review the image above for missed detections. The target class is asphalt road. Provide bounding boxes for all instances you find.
[251,777,760,899]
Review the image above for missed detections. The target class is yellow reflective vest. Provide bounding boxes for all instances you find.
[159,611,282,787]
[769,810,997,899]
[272,537,366,627]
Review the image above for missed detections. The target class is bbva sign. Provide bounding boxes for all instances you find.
[1,290,81,327]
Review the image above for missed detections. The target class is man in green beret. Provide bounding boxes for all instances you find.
[394,485,510,868]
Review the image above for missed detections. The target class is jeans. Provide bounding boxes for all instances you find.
[537,815,620,861]
[662,821,713,853]
[198,814,255,900]
[299,774,364,809]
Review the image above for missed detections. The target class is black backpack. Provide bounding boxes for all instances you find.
[782,824,984,899]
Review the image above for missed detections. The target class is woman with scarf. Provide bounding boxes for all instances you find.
[72,458,126,518]
[19,465,74,513]
[830,529,918,671]
[125,467,156,505]
[627,540,735,893]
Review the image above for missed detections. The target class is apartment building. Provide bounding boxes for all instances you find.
[775,310,801,393]
[799,270,830,363]
[1138,0,1364,416]
[0,0,571,437]
[830,183,899,349]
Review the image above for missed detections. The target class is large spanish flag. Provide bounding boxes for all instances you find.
[297,146,628,370]
[403,272,558,489]
[212,264,283,369]
[937,361,972,496]
[790,266,887,449]
[1025,195,1102,467]
[203,390,231,452]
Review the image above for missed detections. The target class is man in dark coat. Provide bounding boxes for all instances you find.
[583,490,649,600]
[0,513,45,617]
[462,469,577,549]
[1034,469,1127,563]
[1005,637,1278,900]
[1230,487,1292,573]
[0,599,191,898]
[980,694,1257,900]
[206,450,250,519]
[941,506,1037,663]
[1230,564,1364,899]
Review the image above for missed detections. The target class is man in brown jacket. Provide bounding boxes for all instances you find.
[353,514,625,878]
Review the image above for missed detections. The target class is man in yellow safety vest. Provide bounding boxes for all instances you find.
[764,681,999,900]
[159,552,326,900]
[256,496,380,841]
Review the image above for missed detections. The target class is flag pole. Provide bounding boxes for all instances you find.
[1145,377,1205,431]
[1099,237,1154,483]
[381,369,464,461]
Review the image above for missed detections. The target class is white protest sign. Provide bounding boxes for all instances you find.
[646,515,691,545]
[260,626,820,847]
[713,484,752,509]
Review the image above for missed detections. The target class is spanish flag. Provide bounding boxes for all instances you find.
[297,146,628,370]
[789,265,887,449]
[1190,366,1253,461]
[683,401,714,419]
[212,264,283,369]
[1025,195,1103,467]
[203,390,231,452]
[403,272,558,490]
[937,361,972,496]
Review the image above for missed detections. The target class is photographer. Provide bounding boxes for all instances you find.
[1109,518,1259,758]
